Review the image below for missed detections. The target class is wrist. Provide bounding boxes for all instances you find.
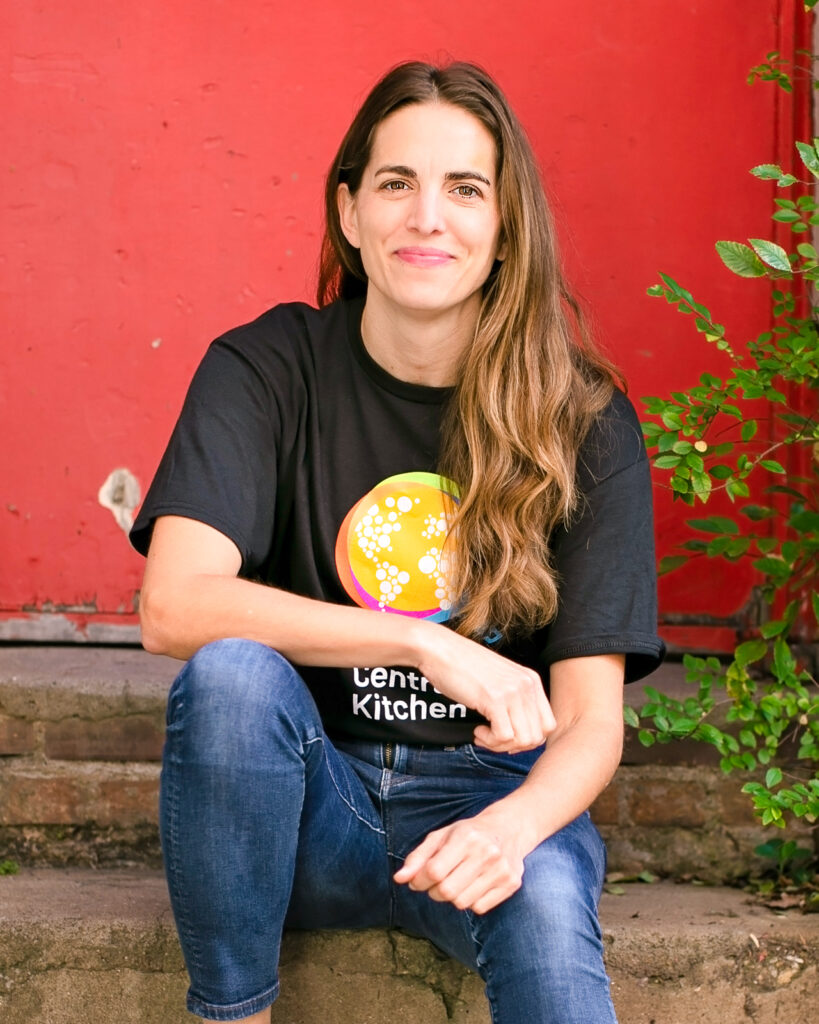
[405,617,448,675]
[475,796,540,860]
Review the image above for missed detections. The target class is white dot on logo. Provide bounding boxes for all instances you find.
[397,571,410,585]
[397,496,413,513]
[418,555,437,575]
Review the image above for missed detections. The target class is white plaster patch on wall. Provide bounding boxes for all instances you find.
[98,468,141,532]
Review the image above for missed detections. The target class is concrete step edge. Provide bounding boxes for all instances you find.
[0,869,817,1024]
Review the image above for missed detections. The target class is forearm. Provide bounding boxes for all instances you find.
[140,569,431,666]
[140,516,556,750]
[478,713,622,857]
[472,654,625,858]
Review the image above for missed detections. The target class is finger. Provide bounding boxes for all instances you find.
[468,880,522,915]
[399,828,476,892]
[393,829,447,883]
[424,841,507,906]
[483,702,516,749]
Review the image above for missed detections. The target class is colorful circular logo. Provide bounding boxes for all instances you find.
[335,472,460,621]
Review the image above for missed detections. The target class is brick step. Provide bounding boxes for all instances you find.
[0,647,805,879]
[0,869,816,1024]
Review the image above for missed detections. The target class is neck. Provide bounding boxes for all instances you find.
[359,295,480,387]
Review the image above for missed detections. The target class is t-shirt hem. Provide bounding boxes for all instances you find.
[539,634,666,683]
[130,503,252,563]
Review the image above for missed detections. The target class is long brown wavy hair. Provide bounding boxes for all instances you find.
[319,61,621,640]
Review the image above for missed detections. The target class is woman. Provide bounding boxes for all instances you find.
[131,60,664,1024]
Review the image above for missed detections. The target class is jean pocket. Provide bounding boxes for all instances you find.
[463,743,544,776]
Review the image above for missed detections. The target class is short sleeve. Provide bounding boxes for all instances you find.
[129,335,283,573]
[537,390,666,683]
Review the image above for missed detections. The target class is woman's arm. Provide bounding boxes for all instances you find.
[393,652,625,913]
[140,514,555,751]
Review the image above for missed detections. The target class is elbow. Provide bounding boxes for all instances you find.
[138,584,182,657]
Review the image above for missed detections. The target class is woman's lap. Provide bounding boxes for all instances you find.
[161,639,615,1022]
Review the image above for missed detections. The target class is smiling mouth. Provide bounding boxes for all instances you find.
[394,248,455,267]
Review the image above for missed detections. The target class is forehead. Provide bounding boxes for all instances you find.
[367,101,498,177]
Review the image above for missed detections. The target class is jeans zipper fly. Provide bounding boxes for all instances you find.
[384,742,395,769]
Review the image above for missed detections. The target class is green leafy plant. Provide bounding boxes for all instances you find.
[0,859,20,876]
[629,52,819,843]
[752,837,816,891]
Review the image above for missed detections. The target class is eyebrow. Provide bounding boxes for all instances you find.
[373,164,492,187]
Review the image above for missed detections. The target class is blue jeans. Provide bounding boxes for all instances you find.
[160,639,617,1023]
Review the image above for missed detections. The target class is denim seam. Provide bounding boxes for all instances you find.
[162,679,205,981]
[465,909,500,1024]
[319,736,386,836]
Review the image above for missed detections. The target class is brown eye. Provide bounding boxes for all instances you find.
[454,184,480,198]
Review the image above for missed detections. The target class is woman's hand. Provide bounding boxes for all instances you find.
[414,624,555,753]
[395,653,627,915]
[393,803,530,915]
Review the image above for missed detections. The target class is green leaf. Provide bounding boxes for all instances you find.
[796,139,819,176]
[773,636,795,679]
[726,479,751,499]
[765,767,783,788]
[797,242,818,259]
[623,706,640,729]
[658,555,689,575]
[715,241,766,278]
[754,556,789,576]
[759,459,786,473]
[654,454,682,469]
[740,504,776,521]
[790,509,819,532]
[646,284,665,297]
[688,516,740,534]
[734,639,767,668]
[741,420,758,441]
[751,164,784,180]
[772,209,802,224]
[812,591,819,626]
[638,729,655,748]
[748,238,792,272]
[661,408,683,430]
[760,618,788,639]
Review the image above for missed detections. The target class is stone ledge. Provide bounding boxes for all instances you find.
[0,869,817,1024]
[0,645,712,764]
[2,646,810,880]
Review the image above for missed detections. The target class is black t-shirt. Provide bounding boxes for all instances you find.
[131,298,665,743]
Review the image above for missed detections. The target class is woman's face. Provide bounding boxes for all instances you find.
[338,101,504,325]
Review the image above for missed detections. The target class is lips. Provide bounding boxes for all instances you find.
[394,247,455,267]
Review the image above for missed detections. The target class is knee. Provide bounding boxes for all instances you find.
[480,819,606,953]
[167,639,320,760]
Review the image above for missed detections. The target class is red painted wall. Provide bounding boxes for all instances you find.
[1,1,810,643]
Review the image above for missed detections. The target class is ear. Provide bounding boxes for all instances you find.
[495,232,508,262]
[337,183,360,249]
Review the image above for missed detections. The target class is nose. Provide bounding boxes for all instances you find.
[406,187,445,235]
